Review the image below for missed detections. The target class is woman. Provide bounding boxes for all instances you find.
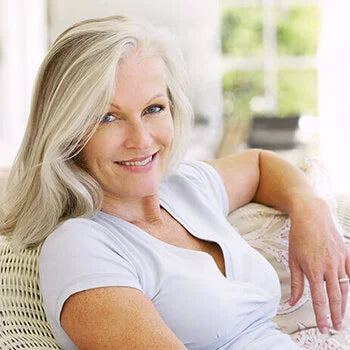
[0,16,349,349]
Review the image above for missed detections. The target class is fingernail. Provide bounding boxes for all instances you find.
[321,327,329,334]
[334,323,342,331]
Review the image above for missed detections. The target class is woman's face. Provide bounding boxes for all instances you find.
[81,51,174,201]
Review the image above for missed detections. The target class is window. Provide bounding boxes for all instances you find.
[220,0,320,122]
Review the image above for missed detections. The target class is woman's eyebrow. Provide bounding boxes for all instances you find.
[110,93,167,109]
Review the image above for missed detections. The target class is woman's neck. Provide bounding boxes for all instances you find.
[101,192,164,226]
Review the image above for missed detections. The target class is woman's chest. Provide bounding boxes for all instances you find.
[138,211,227,277]
[135,238,280,349]
[128,220,280,349]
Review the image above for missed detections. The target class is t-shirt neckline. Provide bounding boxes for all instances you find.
[96,198,230,280]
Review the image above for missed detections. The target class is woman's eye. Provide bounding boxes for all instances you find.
[101,113,116,123]
[145,105,164,115]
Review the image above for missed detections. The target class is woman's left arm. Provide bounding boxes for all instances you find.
[205,149,350,334]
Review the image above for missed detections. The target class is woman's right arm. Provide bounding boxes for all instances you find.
[60,286,186,349]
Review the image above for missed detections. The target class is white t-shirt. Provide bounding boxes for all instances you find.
[39,160,299,349]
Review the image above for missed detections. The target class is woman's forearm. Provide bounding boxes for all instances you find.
[252,150,321,215]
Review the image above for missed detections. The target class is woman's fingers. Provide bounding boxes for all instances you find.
[344,254,350,318]
[308,277,329,333]
[338,276,349,319]
[324,270,344,331]
[308,264,349,333]
[289,257,304,305]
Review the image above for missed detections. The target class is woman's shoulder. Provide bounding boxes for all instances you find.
[39,217,114,259]
[164,159,222,186]
[161,160,229,216]
[49,217,107,239]
[162,160,206,189]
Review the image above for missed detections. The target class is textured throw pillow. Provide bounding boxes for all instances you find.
[227,159,350,349]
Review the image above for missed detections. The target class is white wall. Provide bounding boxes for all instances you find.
[0,0,47,168]
[319,0,350,194]
[47,0,223,160]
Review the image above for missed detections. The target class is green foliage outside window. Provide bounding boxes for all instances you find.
[223,71,264,122]
[278,70,318,116]
[221,7,263,56]
[277,6,320,56]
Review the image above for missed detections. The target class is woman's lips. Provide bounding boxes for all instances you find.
[114,152,158,173]
[117,153,155,163]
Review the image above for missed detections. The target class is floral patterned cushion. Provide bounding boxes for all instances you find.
[227,159,350,349]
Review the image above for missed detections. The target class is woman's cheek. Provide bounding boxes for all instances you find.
[161,116,175,142]
[81,132,112,164]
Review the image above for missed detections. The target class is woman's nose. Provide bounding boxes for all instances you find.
[124,120,152,150]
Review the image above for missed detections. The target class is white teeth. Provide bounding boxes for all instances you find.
[117,155,153,166]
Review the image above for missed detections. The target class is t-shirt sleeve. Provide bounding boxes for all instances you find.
[39,218,142,329]
[177,160,229,217]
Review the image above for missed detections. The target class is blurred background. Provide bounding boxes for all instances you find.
[0,0,349,194]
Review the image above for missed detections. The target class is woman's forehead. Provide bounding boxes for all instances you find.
[116,50,166,81]
[112,53,168,107]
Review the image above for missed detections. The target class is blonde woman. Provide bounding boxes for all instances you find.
[0,16,349,350]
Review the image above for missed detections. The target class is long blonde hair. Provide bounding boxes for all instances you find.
[0,16,193,253]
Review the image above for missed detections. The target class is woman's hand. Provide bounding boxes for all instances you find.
[288,195,350,334]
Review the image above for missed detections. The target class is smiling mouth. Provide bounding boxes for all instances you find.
[114,152,157,167]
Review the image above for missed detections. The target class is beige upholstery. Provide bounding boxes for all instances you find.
[1,160,350,349]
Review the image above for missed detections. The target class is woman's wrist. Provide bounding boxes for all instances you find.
[288,192,329,222]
